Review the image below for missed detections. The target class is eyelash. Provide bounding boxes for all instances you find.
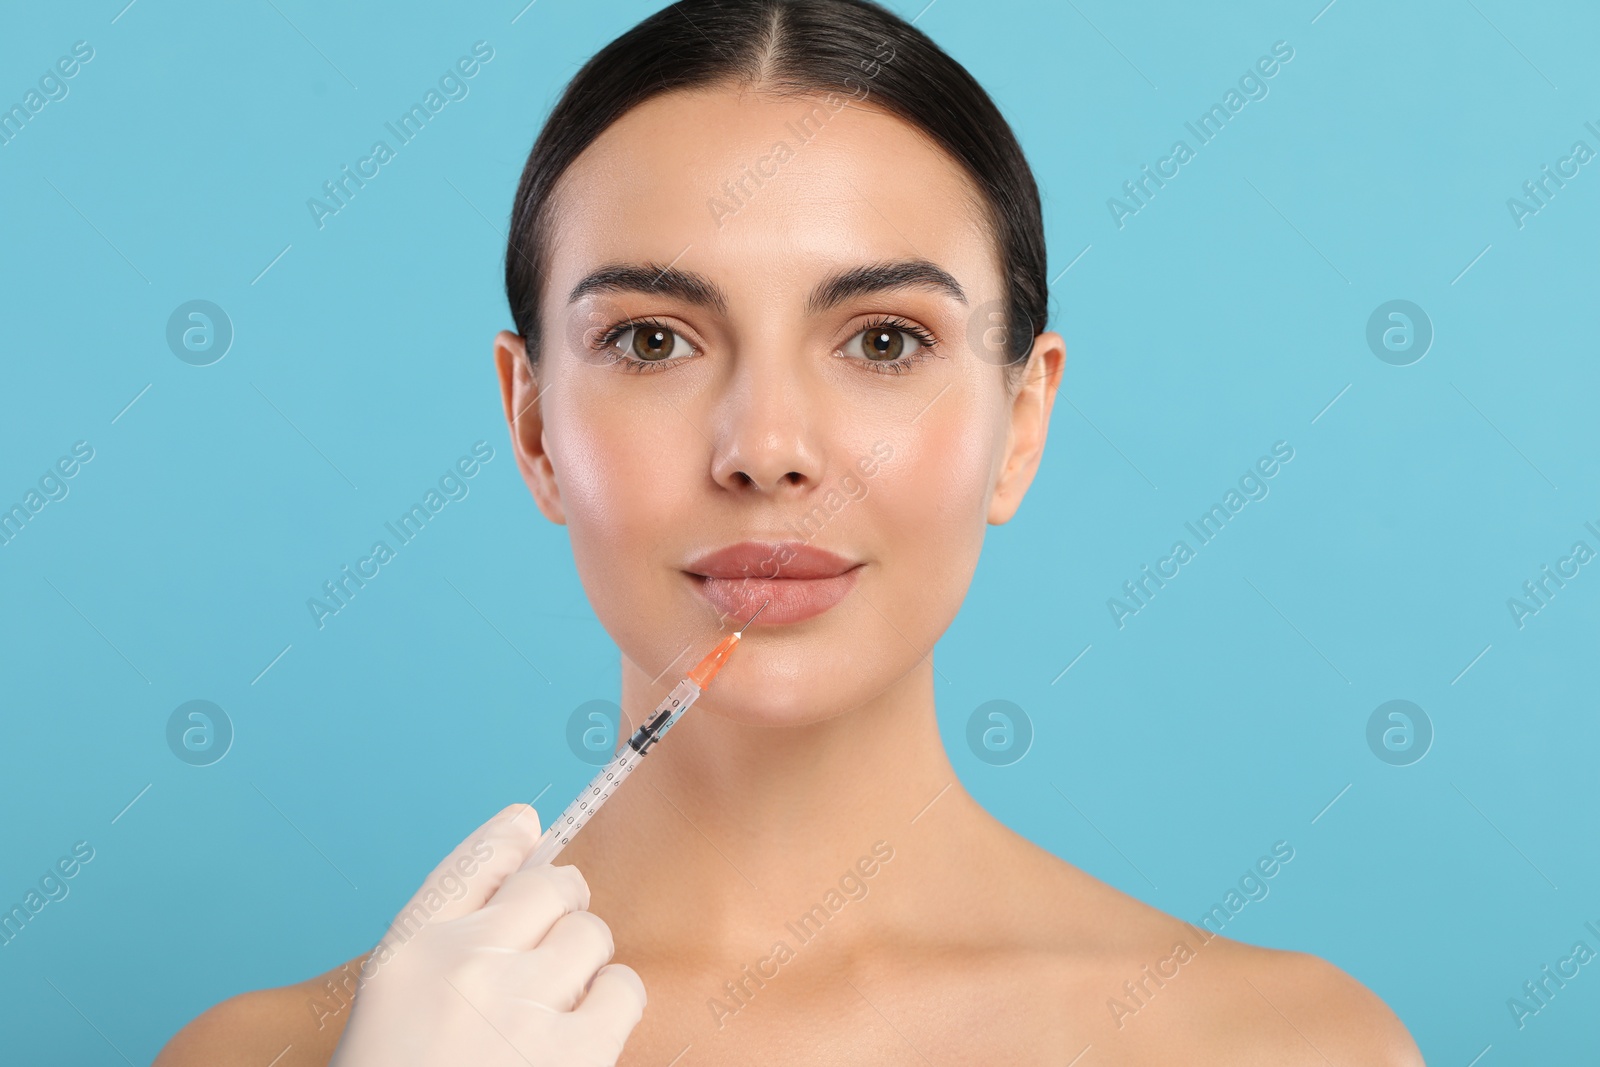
[589,315,942,375]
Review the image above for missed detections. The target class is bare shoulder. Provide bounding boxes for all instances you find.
[153,953,368,1067]
[1192,936,1425,1066]
[988,829,1423,1064]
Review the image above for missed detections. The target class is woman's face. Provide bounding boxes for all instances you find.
[496,82,1062,725]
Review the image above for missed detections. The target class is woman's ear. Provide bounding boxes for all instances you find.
[494,330,566,526]
[988,331,1065,525]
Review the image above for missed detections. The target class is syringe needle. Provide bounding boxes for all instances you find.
[737,599,770,634]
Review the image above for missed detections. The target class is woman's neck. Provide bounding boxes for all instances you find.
[555,650,980,960]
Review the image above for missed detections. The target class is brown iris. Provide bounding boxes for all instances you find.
[633,326,676,361]
[863,327,903,361]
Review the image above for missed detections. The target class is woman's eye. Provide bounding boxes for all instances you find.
[843,323,933,369]
[608,323,693,366]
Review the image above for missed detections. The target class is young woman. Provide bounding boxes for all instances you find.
[157,1,1424,1063]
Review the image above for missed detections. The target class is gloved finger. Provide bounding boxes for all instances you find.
[404,803,545,926]
[573,962,648,1040]
[471,863,591,949]
[508,909,616,1011]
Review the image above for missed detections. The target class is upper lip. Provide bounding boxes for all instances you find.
[685,541,860,580]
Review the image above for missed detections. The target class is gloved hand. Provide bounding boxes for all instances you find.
[328,803,647,1067]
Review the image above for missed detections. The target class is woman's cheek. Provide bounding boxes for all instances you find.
[873,428,991,619]
[552,408,683,540]
[554,422,682,656]
[894,408,995,531]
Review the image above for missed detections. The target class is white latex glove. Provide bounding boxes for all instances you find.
[328,803,647,1067]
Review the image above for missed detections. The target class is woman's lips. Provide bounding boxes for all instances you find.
[684,541,863,625]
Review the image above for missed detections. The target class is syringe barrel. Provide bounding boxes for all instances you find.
[526,678,702,867]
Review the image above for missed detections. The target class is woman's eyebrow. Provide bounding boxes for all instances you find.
[807,260,968,314]
[566,258,968,315]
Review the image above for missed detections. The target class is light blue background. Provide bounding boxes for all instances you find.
[3,1,1597,1063]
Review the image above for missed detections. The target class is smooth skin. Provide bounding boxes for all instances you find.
[156,82,1424,1065]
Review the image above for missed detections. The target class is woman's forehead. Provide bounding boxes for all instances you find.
[542,84,1000,314]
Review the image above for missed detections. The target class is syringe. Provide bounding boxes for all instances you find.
[525,601,768,867]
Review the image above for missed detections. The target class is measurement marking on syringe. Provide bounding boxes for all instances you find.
[524,601,768,867]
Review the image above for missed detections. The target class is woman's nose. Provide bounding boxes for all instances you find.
[706,362,825,495]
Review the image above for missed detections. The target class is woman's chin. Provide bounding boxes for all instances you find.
[687,677,861,729]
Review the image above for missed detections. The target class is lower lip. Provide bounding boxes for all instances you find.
[686,566,863,625]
